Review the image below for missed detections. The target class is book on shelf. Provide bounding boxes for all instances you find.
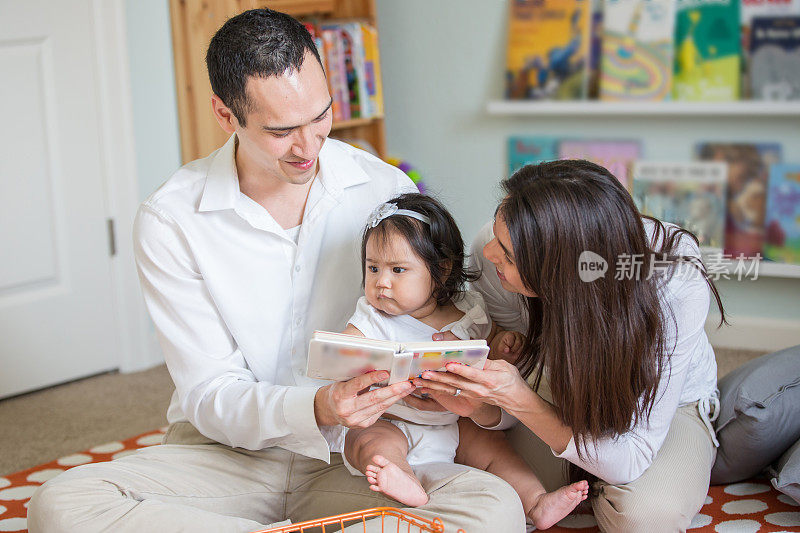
[306,331,490,385]
[505,0,591,100]
[587,0,604,99]
[600,0,675,101]
[558,139,641,190]
[764,164,800,265]
[740,0,800,98]
[750,16,800,101]
[360,23,384,117]
[673,0,741,101]
[696,142,783,257]
[321,28,350,121]
[508,136,559,175]
[632,161,727,251]
[318,22,383,121]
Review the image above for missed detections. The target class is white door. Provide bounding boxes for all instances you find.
[0,0,118,398]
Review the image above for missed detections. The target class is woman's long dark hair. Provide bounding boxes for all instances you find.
[498,160,725,487]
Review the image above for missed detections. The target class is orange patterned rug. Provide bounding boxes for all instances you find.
[1,428,798,532]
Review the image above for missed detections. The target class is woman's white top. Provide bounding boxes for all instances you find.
[469,219,719,485]
[347,291,493,426]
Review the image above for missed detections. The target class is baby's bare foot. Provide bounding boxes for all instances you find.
[527,480,589,530]
[365,455,429,507]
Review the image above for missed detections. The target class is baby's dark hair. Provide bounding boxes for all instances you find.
[361,193,480,306]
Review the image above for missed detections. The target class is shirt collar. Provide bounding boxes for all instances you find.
[315,139,371,198]
[198,134,239,213]
[197,136,372,213]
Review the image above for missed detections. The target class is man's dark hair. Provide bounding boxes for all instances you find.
[206,8,323,126]
[361,193,480,306]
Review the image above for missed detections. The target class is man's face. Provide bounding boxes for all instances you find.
[234,51,333,185]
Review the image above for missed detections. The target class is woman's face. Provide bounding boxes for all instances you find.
[482,214,537,298]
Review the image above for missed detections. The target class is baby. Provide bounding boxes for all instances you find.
[341,193,588,528]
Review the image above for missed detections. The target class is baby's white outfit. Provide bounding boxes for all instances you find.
[342,290,493,475]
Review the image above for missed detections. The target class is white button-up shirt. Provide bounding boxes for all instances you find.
[133,135,415,462]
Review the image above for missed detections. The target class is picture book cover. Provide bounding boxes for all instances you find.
[558,140,641,189]
[505,0,591,100]
[764,164,800,264]
[632,161,728,251]
[740,0,800,98]
[508,136,559,175]
[339,23,370,119]
[321,28,350,121]
[674,0,741,101]
[750,16,800,101]
[696,142,783,257]
[360,23,384,117]
[600,0,675,101]
[306,331,490,385]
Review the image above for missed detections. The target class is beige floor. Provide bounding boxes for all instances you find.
[0,365,173,476]
[0,347,766,476]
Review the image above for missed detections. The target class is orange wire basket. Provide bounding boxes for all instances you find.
[254,507,466,533]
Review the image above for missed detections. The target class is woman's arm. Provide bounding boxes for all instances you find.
[419,272,710,484]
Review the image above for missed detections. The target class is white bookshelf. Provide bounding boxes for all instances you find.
[486,100,800,117]
[706,259,800,280]
[487,99,800,279]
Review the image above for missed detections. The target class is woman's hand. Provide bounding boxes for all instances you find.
[407,386,486,417]
[412,358,532,415]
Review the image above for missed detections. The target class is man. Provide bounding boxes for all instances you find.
[28,9,523,532]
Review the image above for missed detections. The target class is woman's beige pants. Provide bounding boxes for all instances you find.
[508,402,717,533]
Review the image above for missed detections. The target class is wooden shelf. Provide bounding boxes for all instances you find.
[170,0,384,162]
[262,0,335,17]
[486,100,800,117]
[331,116,382,131]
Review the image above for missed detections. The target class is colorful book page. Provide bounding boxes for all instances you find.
[508,136,560,175]
[558,140,641,189]
[632,161,728,250]
[505,0,591,100]
[750,16,800,101]
[601,0,675,101]
[764,164,800,264]
[674,0,741,101]
[696,142,783,257]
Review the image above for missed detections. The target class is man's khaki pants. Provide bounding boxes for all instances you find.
[28,422,525,533]
[508,402,717,533]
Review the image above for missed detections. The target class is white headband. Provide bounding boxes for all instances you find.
[366,202,431,229]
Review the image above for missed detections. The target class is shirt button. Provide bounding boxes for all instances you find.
[295,265,301,272]
[295,318,302,326]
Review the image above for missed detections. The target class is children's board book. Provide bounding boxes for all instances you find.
[673,0,741,101]
[600,0,675,101]
[696,142,783,257]
[740,0,800,98]
[505,0,591,100]
[508,136,560,175]
[764,164,800,265]
[558,140,641,190]
[306,331,490,386]
[750,16,800,101]
[632,161,727,251]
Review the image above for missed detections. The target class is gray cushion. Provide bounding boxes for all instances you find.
[770,438,800,504]
[711,344,800,484]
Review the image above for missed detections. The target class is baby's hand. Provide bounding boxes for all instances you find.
[490,330,525,364]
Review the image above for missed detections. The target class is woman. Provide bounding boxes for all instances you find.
[414,160,724,532]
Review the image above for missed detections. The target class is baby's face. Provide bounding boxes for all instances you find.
[364,230,436,317]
